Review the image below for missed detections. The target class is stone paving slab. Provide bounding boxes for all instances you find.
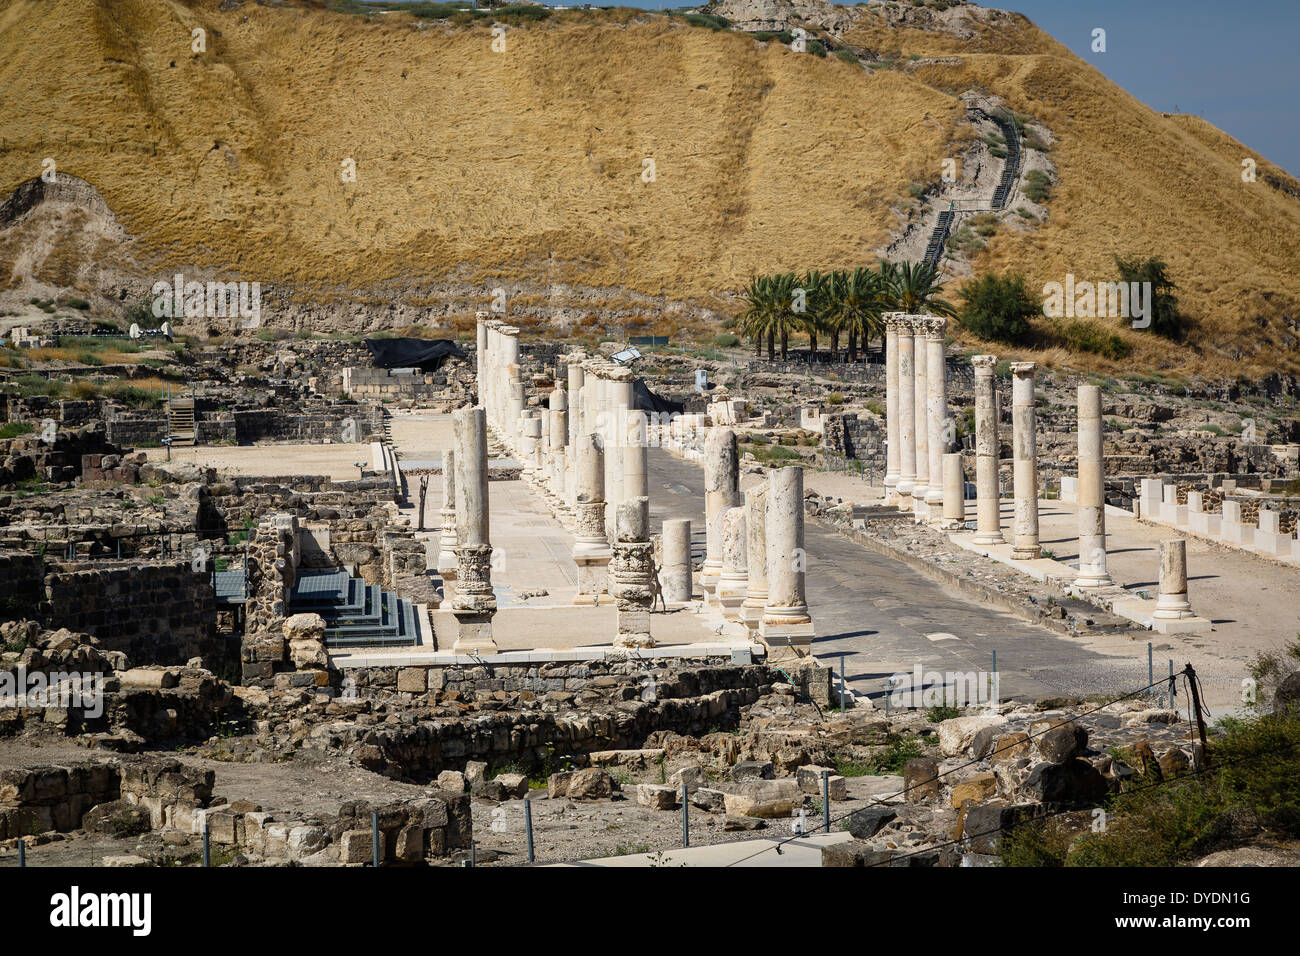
[553,832,852,867]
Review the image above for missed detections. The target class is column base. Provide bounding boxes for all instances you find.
[1073,570,1113,588]
[573,554,612,604]
[740,598,765,633]
[972,531,1005,545]
[1153,595,1194,619]
[716,576,747,620]
[760,620,815,663]
[1011,546,1041,560]
[449,612,498,655]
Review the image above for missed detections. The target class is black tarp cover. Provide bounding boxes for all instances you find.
[364,337,466,371]
[633,378,684,415]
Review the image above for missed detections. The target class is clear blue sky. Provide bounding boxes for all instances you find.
[403,0,1297,173]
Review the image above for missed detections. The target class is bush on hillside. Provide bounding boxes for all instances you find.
[1115,255,1184,341]
[957,272,1038,345]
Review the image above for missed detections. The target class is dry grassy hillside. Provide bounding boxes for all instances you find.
[1,0,1298,376]
[846,6,1300,376]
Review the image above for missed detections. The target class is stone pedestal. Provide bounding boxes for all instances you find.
[1010,362,1040,560]
[740,485,768,634]
[572,432,612,604]
[971,355,1003,545]
[760,466,813,660]
[451,406,497,653]
[716,505,748,620]
[1074,384,1112,586]
[661,518,693,603]
[612,497,655,648]
[702,426,739,597]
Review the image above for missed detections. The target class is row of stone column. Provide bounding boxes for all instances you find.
[884,319,1114,588]
[698,426,814,661]
[883,312,952,523]
[476,313,523,456]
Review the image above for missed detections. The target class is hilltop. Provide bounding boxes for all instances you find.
[1,0,1298,377]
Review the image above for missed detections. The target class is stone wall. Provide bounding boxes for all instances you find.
[823,412,886,467]
[42,560,217,665]
[335,661,774,779]
[0,549,45,618]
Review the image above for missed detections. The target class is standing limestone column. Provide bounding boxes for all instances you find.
[521,413,542,479]
[740,485,768,634]
[760,465,813,659]
[549,387,568,497]
[611,496,655,647]
[883,313,902,505]
[924,316,948,514]
[971,355,1004,545]
[896,321,917,506]
[716,506,748,620]
[572,432,612,604]
[661,518,693,603]
[701,426,739,597]
[1153,539,1194,619]
[1074,384,1112,587]
[450,406,497,653]
[437,448,459,583]
[940,452,965,531]
[607,368,634,537]
[475,312,489,411]
[567,356,585,448]
[507,376,525,457]
[624,409,649,502]
[1010,362,1040,560]
[912,318,930,519]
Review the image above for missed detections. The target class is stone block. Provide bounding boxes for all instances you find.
[635,784,679,810]
[721,779,801,818]
[397,668,428,693]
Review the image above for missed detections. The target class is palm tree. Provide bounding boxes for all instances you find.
[801,270,829,360]
[879,260,958,318]
[838,266,884,363]
[769,271,803,362]
[738,275,777,359]
[821,270,847,359]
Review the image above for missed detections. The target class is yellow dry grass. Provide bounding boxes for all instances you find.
[0,0,1297,376]
[846,10,1300,377]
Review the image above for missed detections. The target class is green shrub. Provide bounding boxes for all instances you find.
[1115,255,1184,341]
[1059,320,1131,359]
[1002,712,1300,866]
[0,421,36,440]
[957,272,1038,345]
[1023,169,1052,203]
[711,332,740,348]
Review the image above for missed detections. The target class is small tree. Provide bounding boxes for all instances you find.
[1115,255,1183,340]
[956,272,1038,345]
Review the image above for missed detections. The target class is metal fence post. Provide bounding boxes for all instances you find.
[372,810,380,868]
[202,823,210,868]
[681,784,690,848]
[17,838,25,868]
[1148,642,1154,689]
[839,656,846,711]
[821,770,831,833]
[524,798,535,864]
